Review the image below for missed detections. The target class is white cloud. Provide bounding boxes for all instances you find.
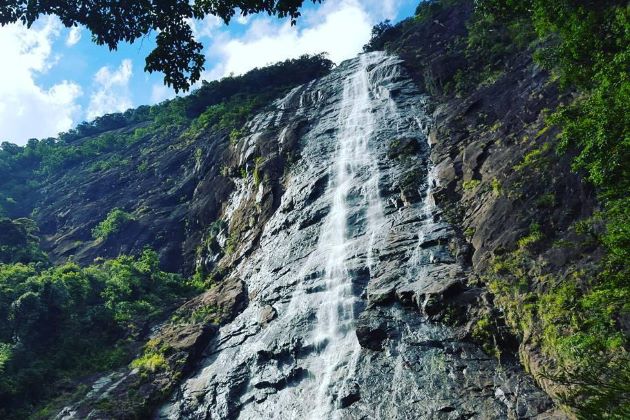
[65,26,82,46]
[236,14,251,25]
[86,59,133,120]
[204,0,374,79]
[189,15,224,39]
[0,17,82,145]
[362,0,402,21]
[150,83,176,104]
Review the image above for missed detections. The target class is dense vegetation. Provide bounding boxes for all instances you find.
[0,218,47,265]
[0,0,626,416]
[92,208,136,241]
[368,0,628,417]
[471,1,629,417]
[0,242,201,418]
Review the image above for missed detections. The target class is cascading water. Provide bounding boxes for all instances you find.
[309,53,388,416]
[159,52,553,420]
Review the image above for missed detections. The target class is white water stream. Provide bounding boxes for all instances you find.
[309,53,386,417]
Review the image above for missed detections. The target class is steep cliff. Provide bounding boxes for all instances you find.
[0,1,626,419]
[57,51,555,420]
[370,0,628,417]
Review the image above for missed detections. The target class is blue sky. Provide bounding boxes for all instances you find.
[0,0,418,145]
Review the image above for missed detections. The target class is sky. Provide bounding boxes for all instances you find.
[0,0,419,145]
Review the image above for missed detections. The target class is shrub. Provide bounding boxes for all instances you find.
[253,156,265,187]
[535,193,555,208]
[471,314,501,358]
[513,143,551,172]
[491,178,502,196]
[131,352,168,374]
[517,223,543,249]
[229,128,242,145]
[92,208,135,240]
[462,179,481,191]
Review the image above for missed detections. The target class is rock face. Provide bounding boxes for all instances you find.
[378,2,597,410]
[32,121,234,275]
[155,52,553,419]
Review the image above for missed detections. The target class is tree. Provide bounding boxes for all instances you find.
[0,0,321,92]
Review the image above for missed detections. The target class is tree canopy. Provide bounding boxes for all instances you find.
[0,0,321,92]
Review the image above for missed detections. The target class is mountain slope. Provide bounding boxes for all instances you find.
[0,1,627,418]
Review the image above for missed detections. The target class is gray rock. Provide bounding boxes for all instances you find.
[156,52,553,420]
[258,305,277,327]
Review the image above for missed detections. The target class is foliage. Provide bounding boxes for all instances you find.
[489,243,629,417]
[189,305,220,324]
[253,156,265,187]
[58,108,151,143]
[92,208,136,241]
[516,222,543,249]
[464,226,476,239]
[364,0,465,55]
[0,218,47,264]
[185,96,259,139]
[363,20,403,52]
[183,54,333,142]
[0,129,141,217]
[535,192,555,208]
[225,228,240,256]
[467,2,629,414]
[130,339,170,375]
[0,248,201,418]
[491,178,502,196]
[552,80,629,195]
[229,128,242,145]
[474,0,629,233]
[89,154,130,172]
[488,208,629,416]
[415,0,463,22]
[471,314,501,358]
[462,179,481,191]
[184,54,333,118]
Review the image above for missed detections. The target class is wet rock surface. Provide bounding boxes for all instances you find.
[155,53,554,419]
[378,2,596,411]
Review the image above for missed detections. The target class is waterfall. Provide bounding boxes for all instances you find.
[310,53,385,417]
[159,52,553,420]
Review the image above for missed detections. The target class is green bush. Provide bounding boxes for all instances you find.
[0,218,47,264]
[491,178,502,196]
[462,179,481,191]
[130,338,170,375]
[0,248,201,418]
[517,222,543,249]
[253,156,265,187]
[92,208,135,240]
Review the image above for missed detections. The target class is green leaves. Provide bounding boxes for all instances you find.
[145,22,205,93]
[472,1,629,415]
[91,208,136,240]
[0,343,11,373]
[0,248,201,416]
